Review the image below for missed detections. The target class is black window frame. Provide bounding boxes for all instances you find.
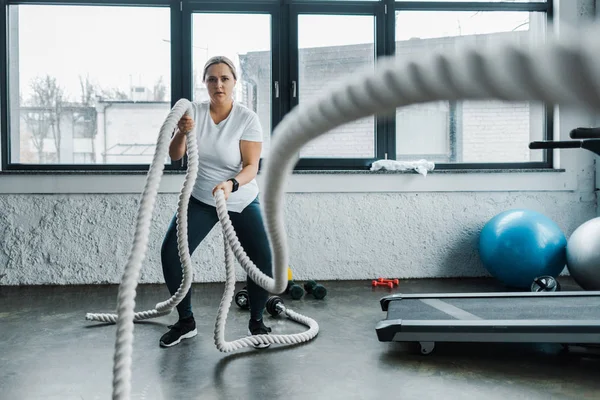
[392,0,554,170]
[0,0,554,173]
[289,1,387,170]
[1,0,179,171]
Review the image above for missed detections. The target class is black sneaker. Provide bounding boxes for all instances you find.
[248,318,272,349]
[159,317,197,348]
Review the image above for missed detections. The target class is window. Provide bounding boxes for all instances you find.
[297,14,376,159]
[394,9,549,164]
[192,12,272,155]
[0,0,553,172]
[7,4,171,166]
[400,0,539,2]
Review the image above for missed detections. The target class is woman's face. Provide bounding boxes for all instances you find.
[204,63,236,105]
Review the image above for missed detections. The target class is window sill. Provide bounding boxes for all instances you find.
[0,167,565,175]
[0,167,574,194]
[291,168,565,175]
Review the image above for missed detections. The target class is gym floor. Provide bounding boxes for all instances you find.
[2,278,599,400]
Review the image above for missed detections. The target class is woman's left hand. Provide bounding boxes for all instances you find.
[212,180,234,200]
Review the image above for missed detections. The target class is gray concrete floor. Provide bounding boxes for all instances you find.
[1,278,599,400]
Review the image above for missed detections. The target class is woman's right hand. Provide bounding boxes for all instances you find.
[178,114,195,134]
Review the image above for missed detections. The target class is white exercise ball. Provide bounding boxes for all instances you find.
[566,217,600,290]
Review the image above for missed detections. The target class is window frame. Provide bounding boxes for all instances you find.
[393,0,554,170]
[183,1,282,171]
[0,0,555,172]
[1,0,178,171]
[1,0,9,171]
[289,2,387,170]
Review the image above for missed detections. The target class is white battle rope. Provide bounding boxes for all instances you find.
[86,100,318,398]
[90,25,600,399]
[86,99,200,400]
[213,193,319,352]
[86,100,198,326]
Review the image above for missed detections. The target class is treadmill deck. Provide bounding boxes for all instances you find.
[376,291,600,350]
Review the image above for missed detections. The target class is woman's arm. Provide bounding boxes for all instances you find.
[169,129,187,161]
[235,140,262,185]
[169,113,195,161]
[212,140,262,199]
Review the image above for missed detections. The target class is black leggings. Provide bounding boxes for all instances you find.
[161,195,273,321]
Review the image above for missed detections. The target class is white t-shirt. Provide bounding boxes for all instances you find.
[189,100,263,213]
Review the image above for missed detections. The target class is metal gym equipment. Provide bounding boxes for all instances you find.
[376,291,600,355]
[375,128,600,355]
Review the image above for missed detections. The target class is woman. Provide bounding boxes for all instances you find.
[159,55,273,349]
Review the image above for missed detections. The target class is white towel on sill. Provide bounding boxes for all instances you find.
[370,159,435,177]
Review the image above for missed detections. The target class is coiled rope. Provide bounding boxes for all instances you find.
[90,25,600,399]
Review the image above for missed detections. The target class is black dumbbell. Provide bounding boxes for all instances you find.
[304,280,327,299]
[235,287,250,309]
[266,296,286,317]
[531,276,561,292]
[286,280,305,300]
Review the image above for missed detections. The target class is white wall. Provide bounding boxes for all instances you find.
[0,182,596,286]
[0,0,598,286]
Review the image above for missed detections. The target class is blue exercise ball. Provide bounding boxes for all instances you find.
[479,209,567,289]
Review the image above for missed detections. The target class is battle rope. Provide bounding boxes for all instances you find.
[91,25,600,400]
[85,99,319,399]
[86,100,197,326]
[86,100,199,400]
[213,194,319,351]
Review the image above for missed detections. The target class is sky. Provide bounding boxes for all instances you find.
[10,4,542,103]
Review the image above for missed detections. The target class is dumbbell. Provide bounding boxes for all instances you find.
[266,296,286,317]
[235,287,250,309]
[286,280,305,300]
[372,280,393,288]
[377,278,399,286]
[304,280,327,299]
[531,275,561,292]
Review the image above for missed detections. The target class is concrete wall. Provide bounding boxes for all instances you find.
[0,184,596,286]
[0,0,597,286]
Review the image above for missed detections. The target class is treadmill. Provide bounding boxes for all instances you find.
[376,127,600,355]
[376,291,600,354]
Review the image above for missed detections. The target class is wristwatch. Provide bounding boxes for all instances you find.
[228,178,239,192]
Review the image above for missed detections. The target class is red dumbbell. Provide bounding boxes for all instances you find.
[378,278,399,286]
[372,280,393,288]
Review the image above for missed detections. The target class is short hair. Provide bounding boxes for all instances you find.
[202,56,237,82]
